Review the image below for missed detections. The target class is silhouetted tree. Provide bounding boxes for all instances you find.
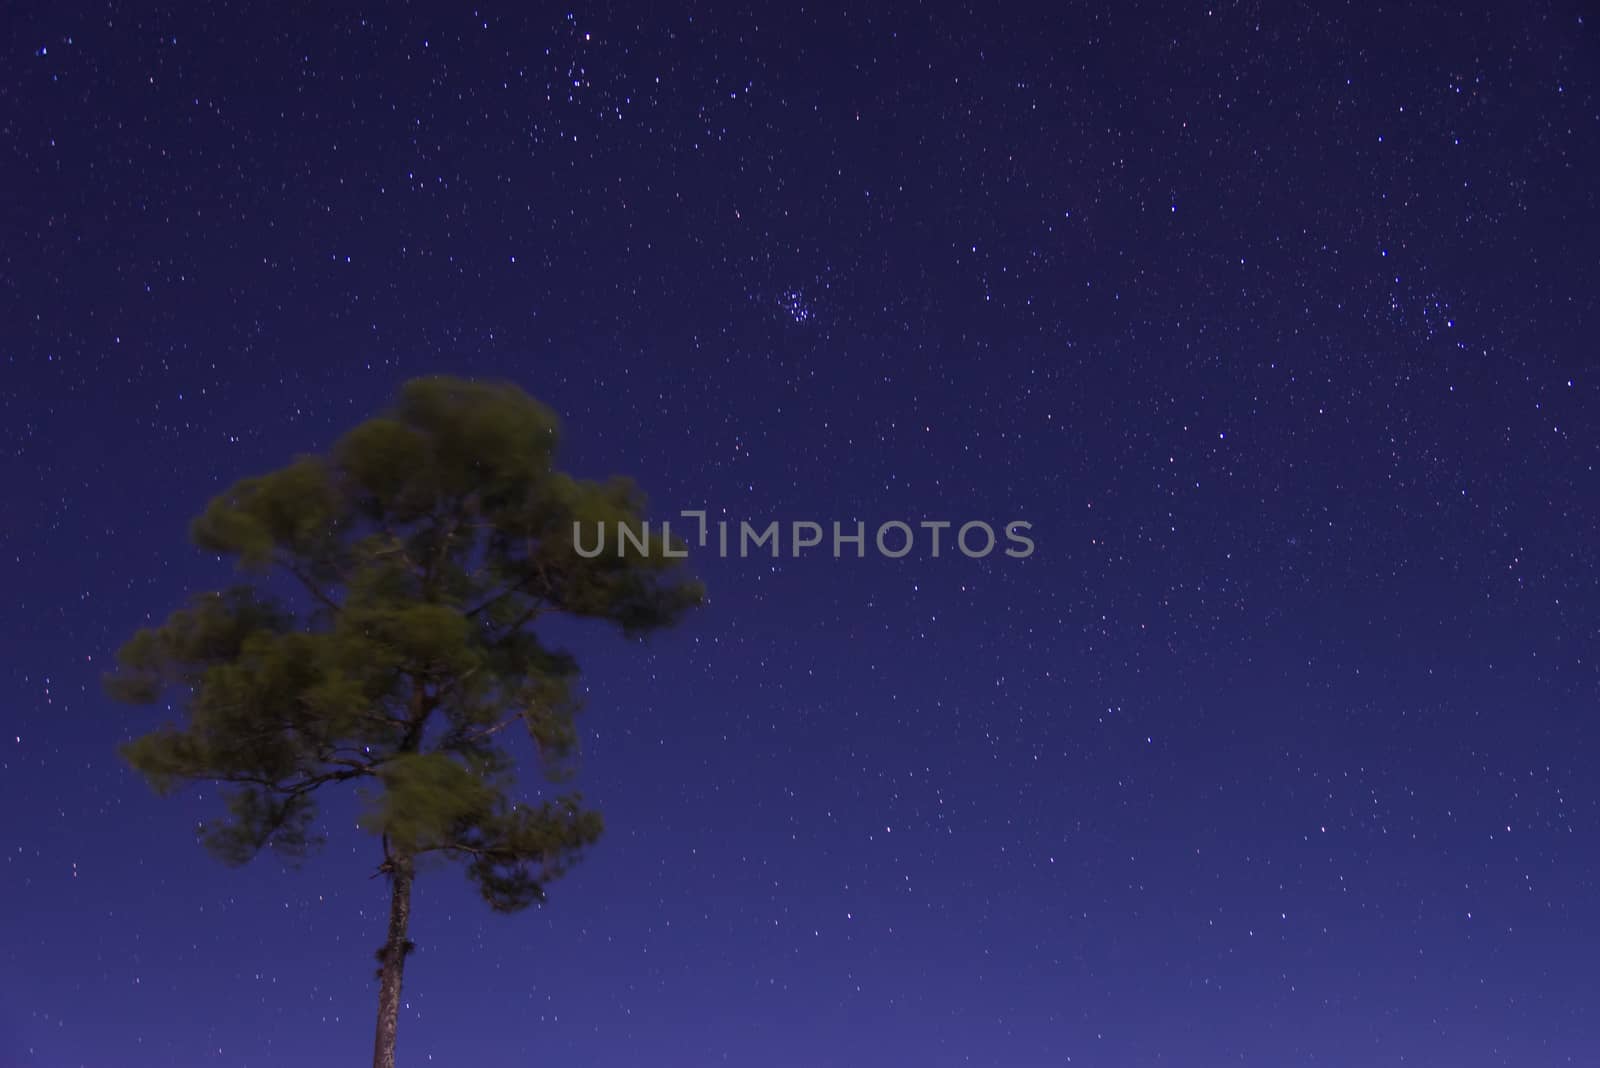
[106,376,701,1068]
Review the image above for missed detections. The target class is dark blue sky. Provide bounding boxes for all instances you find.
[4,2,1599,1065]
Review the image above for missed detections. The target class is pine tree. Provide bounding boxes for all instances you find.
[105,376,701,1068]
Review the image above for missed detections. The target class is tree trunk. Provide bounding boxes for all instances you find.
[372,856,415,1068]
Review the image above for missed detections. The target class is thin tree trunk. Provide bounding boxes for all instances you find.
[372,855,415,1068]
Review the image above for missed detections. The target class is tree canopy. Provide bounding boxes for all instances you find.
[107,373,701,908]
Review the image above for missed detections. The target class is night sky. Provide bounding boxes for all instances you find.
[5,2,1600,1065]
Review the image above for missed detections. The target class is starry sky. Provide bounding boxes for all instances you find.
[4,2,1600,1066]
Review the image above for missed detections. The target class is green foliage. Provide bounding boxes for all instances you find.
[201,787,324,866]
[107,375,701,907]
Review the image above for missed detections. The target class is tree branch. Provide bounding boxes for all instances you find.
[463,578,530,619]
[280,557,342,615]
[460,711,524,742]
